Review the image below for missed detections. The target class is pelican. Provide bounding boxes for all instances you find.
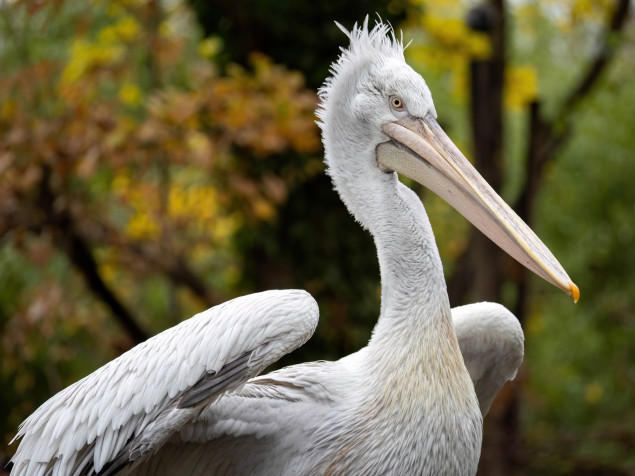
[10,20,578,475]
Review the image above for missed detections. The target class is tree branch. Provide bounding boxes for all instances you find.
[85,220,219,308]
[120,240,219,308]
[554,0,631,126]
[57,225,150,344]
[448,0,507,306]
[37,171,149,344]
[511,0,631,338]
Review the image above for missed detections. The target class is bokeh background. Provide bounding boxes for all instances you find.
[1,0,633,474]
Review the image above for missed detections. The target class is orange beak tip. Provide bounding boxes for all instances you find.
[569,282,580,303]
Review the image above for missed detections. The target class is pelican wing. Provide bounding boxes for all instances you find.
[10,290,319,476]
[452,303,524,416]
[116,360,346,476]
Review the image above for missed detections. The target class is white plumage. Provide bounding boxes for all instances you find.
[11,291,318,475]
[453,303,524,415]
[10,19,576,475]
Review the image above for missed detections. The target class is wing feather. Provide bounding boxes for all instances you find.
[452,302,524,416]
[10,289,318,476]
[120,360,342,475]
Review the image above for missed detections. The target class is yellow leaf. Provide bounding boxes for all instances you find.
[198,37,223,59]
[0,97,16,119]
[506,66,538,110]
[118,81,142,106]
[97,15,140,44]
[527,313,545,335]
[252,198,276,221]
[585,381,603,405]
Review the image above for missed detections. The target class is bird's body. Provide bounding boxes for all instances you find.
[10,20,573,476]
[123,173,485,476]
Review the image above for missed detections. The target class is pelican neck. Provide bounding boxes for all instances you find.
[352,168,467,379]
[324,132,458,355]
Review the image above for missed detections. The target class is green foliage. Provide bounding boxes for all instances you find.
[525,43,635,472]
[0,0,321,452]
[187,0,407,88]
[402,1,635,472]
[185,0,406,364]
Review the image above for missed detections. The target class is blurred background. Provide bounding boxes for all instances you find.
[0,0,633,474]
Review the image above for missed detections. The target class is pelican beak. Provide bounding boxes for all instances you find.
[377,115,579,302]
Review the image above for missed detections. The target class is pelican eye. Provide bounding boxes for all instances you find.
[390,96,404,110]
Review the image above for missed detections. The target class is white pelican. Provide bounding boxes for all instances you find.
[10,20,578,476]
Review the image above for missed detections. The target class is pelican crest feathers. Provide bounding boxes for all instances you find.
[317,18,405,124]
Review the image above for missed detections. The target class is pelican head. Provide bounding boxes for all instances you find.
[318,19,578,301]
